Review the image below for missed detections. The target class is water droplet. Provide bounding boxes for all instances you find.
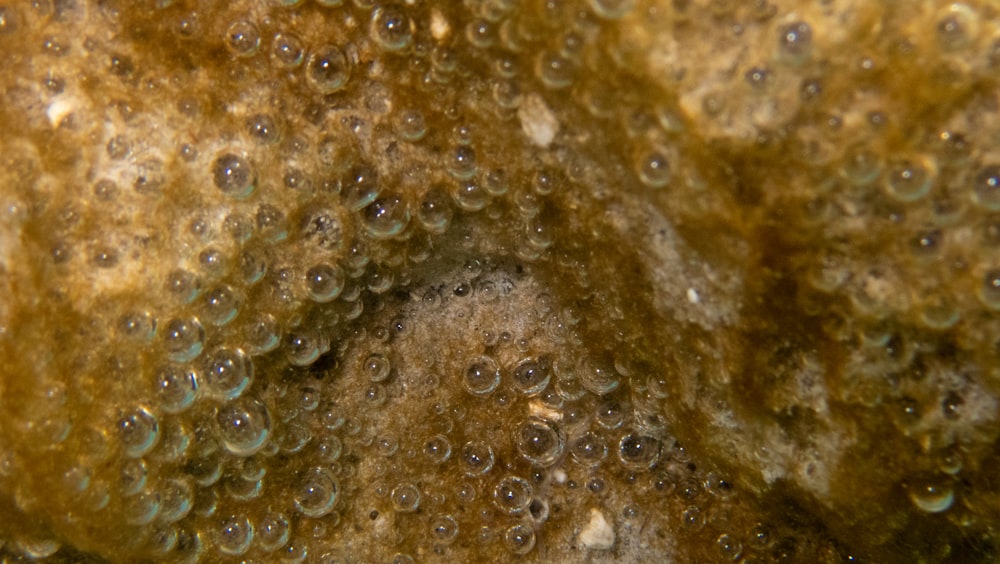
[306,45,351,93]
[464,355,501,396]
[295,467,338,517]
[447,145,478,180]
[283,328,330,367]
[430,514,459,544]
[202,285,240,326]
[212,153,256,198]
[514,418,564,467]
[202,348,253,400]
[453,179,489,211]
[215,398,271,456]
[397,109,427,142]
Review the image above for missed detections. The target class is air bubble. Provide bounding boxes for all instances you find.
[979,269,1000,310]
[778,21,812,64]
[493,476,532,514]
[306,264,345,302]
[160,478,193,523]
[295,467,338,517]
[908,478,954,513]
[245,313,281,355]
[397,109,427,141]
[618,432,661,469]
[391,483,420,512]
[124,490,160,525]
[515,418,564,466]
[202,348,253,400]
[447,145,478,180]
[430,514,459,544]
[362,352,391,382]
[215,398,271,456]
[588,0,635,19]
[255,511,290,553]
[363,196,410,239]
[535,50,575,89]
[118,408,159,458]
[510,357,551,396]
[840,147,881,186]
[424,434,451,464]
[202,286,240,326]
[215,514,253,556]
[464,355,501,396]
[306,45,351,93]
[571,432,608,467]
[120,458,148,496]
[581,358,621,396]
[936,4,977,51]
[119,311,156,342]
[283,328,330,366]
[271,32,305,67]
[461,440,495,477]
[504,524,536,555]
[418,186,453,233]
[212,154,256,198]
[885,157,934,202]
[370,6,413,51]
[248,113,280,145]
[972,165,1000,211]
[317,436,343,462]
[225,20,260,57]
[453,179,489,212]
[155,364,198,413]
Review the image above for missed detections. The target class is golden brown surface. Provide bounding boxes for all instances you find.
[1,0,999,562]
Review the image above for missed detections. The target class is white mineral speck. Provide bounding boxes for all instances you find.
[578,508,615,550]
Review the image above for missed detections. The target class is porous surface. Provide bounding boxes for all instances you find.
[1,0,999,562]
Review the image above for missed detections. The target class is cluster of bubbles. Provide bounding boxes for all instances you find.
[4,0,996,561]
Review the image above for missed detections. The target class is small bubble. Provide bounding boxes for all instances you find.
[159,478,193,523]
[283,328,329,367]
[972,165,1000,211]
[424,434,451,464]
[247,113,280,145]
[120,458,148,496]
[571,432,608,467]
[493,476,532,514]
[306,45,351,93]
[225,20,260,57]
[418,186,453,233]
[461,441,495,477]
[362,352,391,383]
[163,317,205,362]
[908,477,955,513]
[430,514,459,544]
[514,418,564,467]
[215,398,271,456]
[717,533,743,560]
[306,264,345,302]
[778,21,812,63]
[202,285,240,326]
[885,157,934,202]
[937,4,977,51]
[295,468,338,517]
[215,514,253,556]
[447,145,478,180]
[271,32,305,67]
[397,109,427,141]
[363,196,410,239]
[453,179,489,211]
[979,269,1000,310]
[258,511,290,552]
[370,6,413,51]
[155,364,198,413]
[503,524,536,555]
[840,147,881,186]
[212,153,256,198]
[118,408,159,458]
[202,348,253,400]
[618,432,661,469]
[510,357,551,396]
[391,483,420,512]
[464,355,501,396]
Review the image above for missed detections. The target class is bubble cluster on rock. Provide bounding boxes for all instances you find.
[0,0,999,562]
